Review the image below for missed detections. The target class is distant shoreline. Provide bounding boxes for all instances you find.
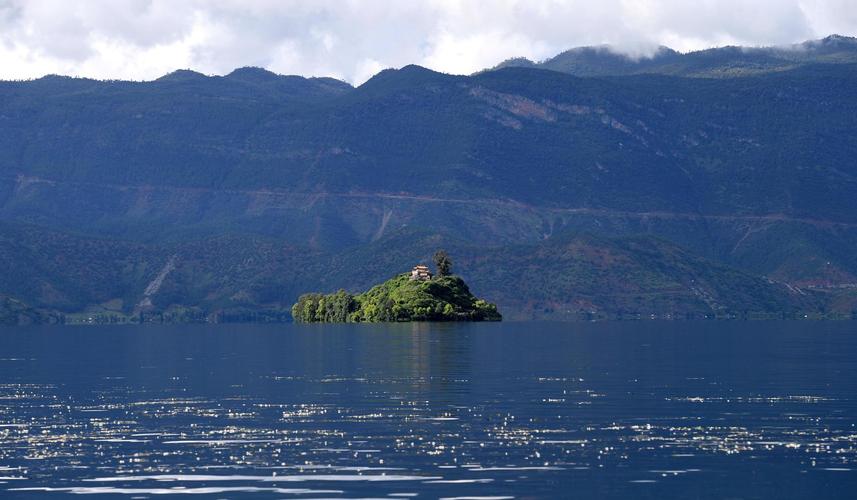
[5,311,851,327]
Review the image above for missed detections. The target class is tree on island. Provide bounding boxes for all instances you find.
[433,249,452,277]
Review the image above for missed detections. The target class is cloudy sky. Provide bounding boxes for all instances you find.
[0,0,855,84]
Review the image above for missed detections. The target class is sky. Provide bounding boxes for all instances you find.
[0,0,856,84]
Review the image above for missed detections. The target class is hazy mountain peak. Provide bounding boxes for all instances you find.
[818,34,857,45]
[156,69,209,82]
[485,35,857,78]
[224,68,352,94]
[489,57,538,73]
[559,44,676,59]
[224,66,281,83]
[358,64,450,91]
[398,64,442,75]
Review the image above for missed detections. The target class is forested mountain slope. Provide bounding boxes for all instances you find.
[1,37,856,321]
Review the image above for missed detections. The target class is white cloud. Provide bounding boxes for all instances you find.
[0,0,854,84]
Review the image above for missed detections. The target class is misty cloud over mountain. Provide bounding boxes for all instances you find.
[0,0,856,83]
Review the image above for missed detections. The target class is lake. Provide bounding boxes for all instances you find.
[0,321,855,499]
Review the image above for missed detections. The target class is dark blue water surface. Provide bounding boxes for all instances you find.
[0,321,856,499]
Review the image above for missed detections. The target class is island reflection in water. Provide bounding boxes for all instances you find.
[0,321,856,498]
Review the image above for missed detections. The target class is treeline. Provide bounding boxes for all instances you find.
[291,290,359,323]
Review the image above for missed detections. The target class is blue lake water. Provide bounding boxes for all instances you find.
[0,321,855,499]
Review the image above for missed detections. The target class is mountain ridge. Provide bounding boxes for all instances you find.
[488,34,857,77]
[1,36,857,322]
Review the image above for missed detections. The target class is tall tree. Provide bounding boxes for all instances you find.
[433,249,452,277]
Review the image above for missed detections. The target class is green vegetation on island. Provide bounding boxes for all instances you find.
[292,251,501,322]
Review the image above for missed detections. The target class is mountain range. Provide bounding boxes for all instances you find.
[492,34,857,77]
[1,36,857,322]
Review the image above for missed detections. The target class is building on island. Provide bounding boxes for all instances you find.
[410,264,432,281]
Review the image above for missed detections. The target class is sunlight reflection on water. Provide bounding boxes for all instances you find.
[0,321,856,498]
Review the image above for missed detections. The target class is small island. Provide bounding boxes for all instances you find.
[291,251,501,322]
